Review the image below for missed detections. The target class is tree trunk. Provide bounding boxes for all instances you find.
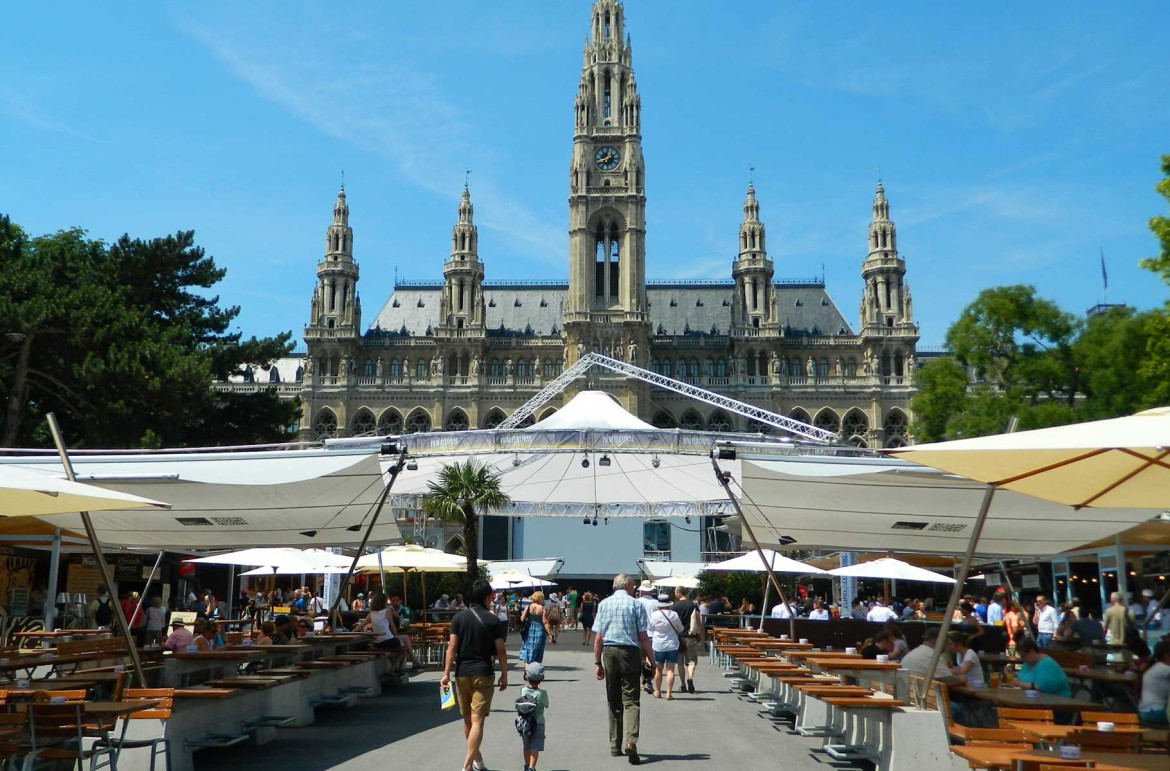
[1,333,33,447]
[463,504,478,589]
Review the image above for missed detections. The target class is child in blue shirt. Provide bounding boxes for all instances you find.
[520,661,550,771]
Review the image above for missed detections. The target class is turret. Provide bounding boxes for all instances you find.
[860,180,912,330]
[732,183,776,330]
[309,185,360,332]
[440,184,486,331]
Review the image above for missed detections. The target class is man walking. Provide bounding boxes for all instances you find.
[593,574,654,765]
[566,586,579,630]
[1032,595,1059,649]
[442,579,508,771]
[671,586,702,694]
[635,582,659,694]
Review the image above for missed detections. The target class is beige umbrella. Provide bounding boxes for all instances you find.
[0,465,169,515]
[356,545,473,615]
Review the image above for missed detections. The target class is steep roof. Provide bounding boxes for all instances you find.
[369,280,854,338]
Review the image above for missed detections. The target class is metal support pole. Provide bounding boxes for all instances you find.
[920,483,997,705]
[712,455,797,639]
[328,450,406,628]
[46,413,147,686]
[996,559,1034,640]
[130,551,165,630]
[43,528,61,635]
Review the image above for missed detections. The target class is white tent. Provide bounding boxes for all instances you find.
[0,448,400,548]
[486,559,563,580]
[638,560,713,580]
[188,548,352,575]
[736,454,1160,556]
[827,557,956,584]
[490,570,558,591]
[355,545,469,573]
[652,574,700,589]
[0,465,169,516]
[705,549,826,575]
[524,391,655,431]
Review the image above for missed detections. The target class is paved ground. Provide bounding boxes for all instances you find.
[196,637,860,771]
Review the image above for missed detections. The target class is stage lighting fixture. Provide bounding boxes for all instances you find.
[599,455,611,467]
[581,454,590,468]
[651,455,661,468]
[406,460,418,471]
[592,517,599,526]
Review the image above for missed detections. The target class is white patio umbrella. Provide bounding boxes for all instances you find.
[827,556,956,584]
[652,574,700,589]
[185,547,351,571]
[0,465,169,516]
[706,549,825,631]
[489,570,557,591]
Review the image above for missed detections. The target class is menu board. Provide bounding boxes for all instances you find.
[66,558,104,598]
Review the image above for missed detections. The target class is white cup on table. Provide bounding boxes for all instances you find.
[779,635,789,641]
[1096,721,1114,732]
[845,647,857,655]
[1059,745,1081,760]
[1024,689,1039,699]
[876,654,890,663]
[799,638,809,645]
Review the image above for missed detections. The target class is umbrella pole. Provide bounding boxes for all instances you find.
[327,449,407,629]
[131,550,165,628]
[422,572,428,622]
[712,455,797,639]
[46,413,147,687]
[759,575,769,632]
[921,483,997,706]
[996,560,1035,640]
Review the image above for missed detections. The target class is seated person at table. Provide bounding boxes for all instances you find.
[948,631,984,688]
[271,614,294,645]
[1013,637,1071,697]
[1070,611,1105,646]
[195,620,224,651]
[861,631,893,659]
[162,619,194,651]
[901,627,958,682]
[256,621,275,646]
[359,592,408,674]
[1138,640,1170,725]
[884,624,909,660]
[296,618,313,637]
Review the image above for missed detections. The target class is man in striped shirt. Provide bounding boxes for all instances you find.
[593,574,654,765]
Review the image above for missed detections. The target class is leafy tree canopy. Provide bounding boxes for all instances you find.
[422,460,511,588]
[0,216,300,448]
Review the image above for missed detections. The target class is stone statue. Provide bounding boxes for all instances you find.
[375,357,383,376]
[563,345,570,364]
[771,353,781,376]
[835,357,843,377]
[340,356,351,377]
[806,356,815,378]
[862,350,873,375]
[470,355,480,375]
[627,342,638,364]
[906,356,916,374]
[505,358,514,377]
[430,353,442,378]
[576,342,585,359]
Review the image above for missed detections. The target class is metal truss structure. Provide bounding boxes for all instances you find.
[496,352,840,444]
[387,494,735,520]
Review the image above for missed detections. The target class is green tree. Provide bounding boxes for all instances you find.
[421,460,511,587]
[1138,155,1170,406]
[0,218,300,448]
[908,358,970,442]
[1140,154,1170,285]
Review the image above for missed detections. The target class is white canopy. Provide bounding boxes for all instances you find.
[652,574,700,589]
[486,559,563,580]
[490,570,558,590]
[355,545,469,573]
[1,448,400,548]
[0,465,170,516]
[890,407,1170,509]
[638,560,713,579]
[188,548,352,576]
[737,454,1160,556]
[525,391,656,431]
[706,549,825,575]
[827,557,956,584]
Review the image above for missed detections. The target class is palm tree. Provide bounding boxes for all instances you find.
[421,460,511,586]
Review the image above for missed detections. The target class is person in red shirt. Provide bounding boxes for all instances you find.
[121,591,145,644]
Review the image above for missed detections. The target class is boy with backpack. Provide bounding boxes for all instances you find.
[515,661,550,771]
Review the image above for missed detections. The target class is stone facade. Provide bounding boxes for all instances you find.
[283,0,918,448]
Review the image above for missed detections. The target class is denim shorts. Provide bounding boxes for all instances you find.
[654,648,679,665]
[522,722,546,751]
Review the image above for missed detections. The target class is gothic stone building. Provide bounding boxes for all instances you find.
[290,0,919,448]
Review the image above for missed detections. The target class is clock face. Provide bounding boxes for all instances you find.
[594,146,620,171]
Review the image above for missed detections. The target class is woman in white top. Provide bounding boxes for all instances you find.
[948,631,984,688]
[1138,640,1170,725]
[361,593,406,674]
[808,601,830,621]
[648,594,685,699]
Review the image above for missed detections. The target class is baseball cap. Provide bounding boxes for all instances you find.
[525,661,545,682]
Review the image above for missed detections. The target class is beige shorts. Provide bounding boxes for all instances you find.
[678,639,699,665]
[455,675,495,717]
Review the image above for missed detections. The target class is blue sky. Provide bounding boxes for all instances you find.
[2,2,1168,348]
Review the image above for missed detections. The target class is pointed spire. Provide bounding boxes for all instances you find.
[872,179,889,222]
[742,181,760,222]
[333,184,349,225]
[458,181,474,225]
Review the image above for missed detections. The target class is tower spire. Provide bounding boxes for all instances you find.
[442,183,484,332]
[860,179,912,331]
[732,182,774,330]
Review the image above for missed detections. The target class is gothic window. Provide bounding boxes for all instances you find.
[490,359,501,378]
[363,358,374,377]
[390,359,401,379]
[716,358,727,377]
[543,359,554,378]
[604,78,611,118]
[679,410,704,430]
[242,366,254,383]
[294,366,304,382]
[842,409,869,444]
[789,407,811,425]
[416,359,427,380]
[707,411,732,432]
[817,359,829,378]
[406,409,433,434]
[704,358,714,377]
[884,409,909,448]
[445,410,470,432]
[377,409,404,436]
[313,410,338,441]
[517,359,527,378]
[483,408,507,429]
[677,358,687,378]
[894,352,905,376]
[845,358,857,378]
[610,233,620,299]
[745,419,772,435]
[650,358,660,374]
[538,407,558,422]
[688,358,699,378]
[651,411,677,429]
[813,408,840,435]
[517,413,536,428]
[351,409,376,436]
[268,368,280,383]
[661,359,672,377]
[789,360,802,378]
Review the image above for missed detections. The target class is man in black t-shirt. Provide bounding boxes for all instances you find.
[442,579,507,771]
[671,587,703,694]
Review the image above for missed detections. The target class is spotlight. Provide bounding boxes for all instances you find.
[584,516,591,525]
[345,524,363,532]
[406,460,418,471]
[300,530,319,538]
[684,516,691,524]
[651,455,661,469]
[512,454,521,467]
[777,535,797,546]
[581,454,590,468]
[604,517,609,525]
[592,517,599,526]
[379,442,401,456]
[599,454,611,467]
[717,447,737,460]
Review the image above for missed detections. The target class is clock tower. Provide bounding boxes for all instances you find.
[565,0,648,368]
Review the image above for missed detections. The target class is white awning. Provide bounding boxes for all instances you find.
[637,560,713,579]
[1,448,400,548]
[486,558,564,579]
[737,454,1160,556]
[525,391,655,431]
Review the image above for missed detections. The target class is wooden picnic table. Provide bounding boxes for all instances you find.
[83,699,162,718]
[1005,720,1145,741]
[170,650,264,661]
[202,676,289,689]
[1,678,102,694]
[952,744,1167,771]
[953,685,1100,710]
[12,630,110,640]
[749,640,814,650]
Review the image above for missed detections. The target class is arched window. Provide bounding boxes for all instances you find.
[268,368,280,383]
[845,358,857,378]
[688,358,699,378]
[677,358,687,378]
[789,407,811,425]
[351,409,376,436]
[294,366,304,383]
[390,359,401,379]
[651,411,677,429]
[490,359,501,378]
[813,408,840,435]
[543,359,554,378]
[679,410,704,430]
[716,358,727,377]
[517,359,527,378]
[707,411,732,432]
[704,358,714,377]
[842,409,869,444]
[483,408,507,429]
[416,359,427,379]
[377,409,404,436]
[363,358,374,377]
[242,367,254,383]
[651,358,660,374]
[817,358,829,378]
[313,410,338,440]
[406,410,432,434]
[789,360,802,378]
[884,410,909,448]
[662,359,672,377]
[445,410,469,431]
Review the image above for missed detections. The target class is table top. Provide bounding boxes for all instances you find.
[83,700,162,717]
[952,744,1167,771]
[170,650,264,661]
[1004,720,1145,741]
[13,630,109,639]
[2,679,101,693]
[813,660,902,671]
[222,644,311,652]
[1062,667,1139,684]
[956,686,1100,709]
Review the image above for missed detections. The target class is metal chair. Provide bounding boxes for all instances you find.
[90,688,173,771]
